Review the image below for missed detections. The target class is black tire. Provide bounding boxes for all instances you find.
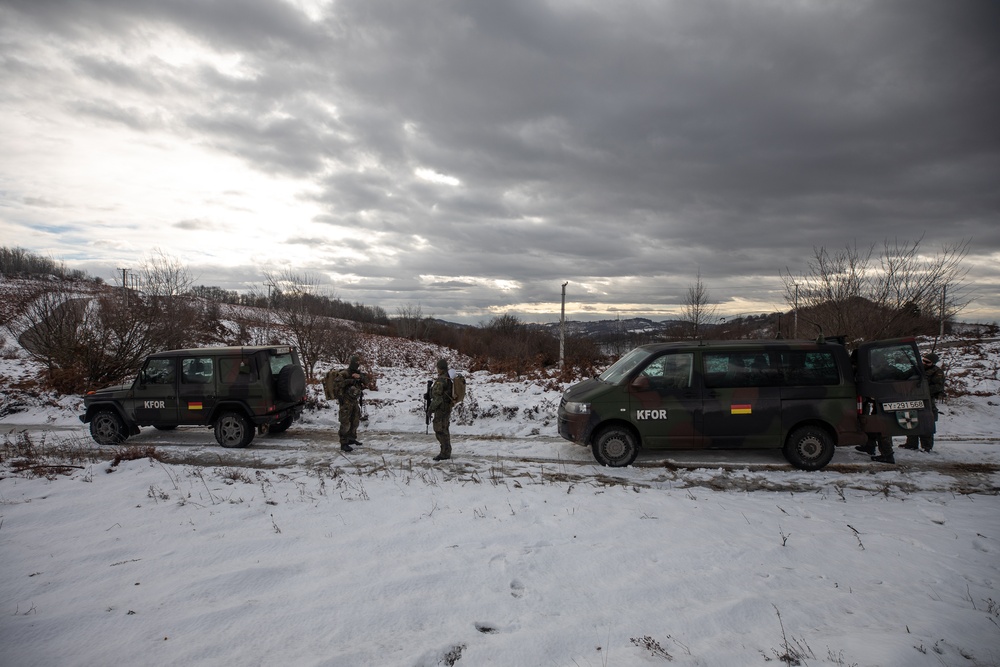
[268,416,294,434]
[276,364,306,402]
[783,426,835,470]
[214,411,255,448]
[153,424,177,431]
[592,426,640,467]
[90,410,128,446]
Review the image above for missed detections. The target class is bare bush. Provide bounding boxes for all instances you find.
[781,238,970,342]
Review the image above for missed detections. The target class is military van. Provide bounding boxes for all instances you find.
[557,338,934,470]
[80,345,307,448]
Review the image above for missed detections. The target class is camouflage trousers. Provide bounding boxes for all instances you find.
[433,408,452,458]
[338,399,361,445]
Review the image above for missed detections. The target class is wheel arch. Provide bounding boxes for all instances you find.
[82,401,131,426]
[588,418,642,447]
[209,401,254,425]
[784,419,838,447]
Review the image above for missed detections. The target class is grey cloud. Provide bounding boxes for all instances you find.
[3,0,998,322]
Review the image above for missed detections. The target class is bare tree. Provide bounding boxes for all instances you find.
[265,270,353,379]
[681,271,718,339]
[117,250,203,350]
[781,238,971,342]
[392,304,427,339]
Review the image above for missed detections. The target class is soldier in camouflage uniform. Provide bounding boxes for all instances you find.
[333,355,366,452]
[901,352,945,452]
[430,358,454,461]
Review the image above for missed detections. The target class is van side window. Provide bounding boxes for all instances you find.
[640,353,694,389]
[181,357,215,385]
[777,351,840,386]
[704,352,777,388]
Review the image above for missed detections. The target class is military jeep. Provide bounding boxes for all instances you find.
[80,345,307,448]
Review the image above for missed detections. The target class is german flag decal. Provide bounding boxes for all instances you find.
[730,404,752,415]
[188,402,204,411]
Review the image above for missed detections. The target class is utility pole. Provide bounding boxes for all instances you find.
[939,285,947,339]
[793,283,799,339]
[117,267,130,305]
[559,282,568,370]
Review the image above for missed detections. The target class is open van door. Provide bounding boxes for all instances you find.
[855,339,935,439]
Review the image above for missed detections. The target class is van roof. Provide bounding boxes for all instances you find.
[634,339,844,353]
[147,345,294,358]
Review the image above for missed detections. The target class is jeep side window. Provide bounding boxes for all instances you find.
[219,357,253,385]
[142,358,175,385]
[181,357,215,385]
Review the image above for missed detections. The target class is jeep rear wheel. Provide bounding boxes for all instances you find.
[90,410,128,446]
[783,426,835,470]
[592,426,640,467]
[215,411,255,448]
[276,364,306,402]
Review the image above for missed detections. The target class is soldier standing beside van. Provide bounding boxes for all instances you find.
[901,352,945,452]
[430,358,454,461]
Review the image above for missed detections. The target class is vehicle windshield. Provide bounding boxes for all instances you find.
[868,343,921,383]
[268,351,295,375]
[598,347,654,384]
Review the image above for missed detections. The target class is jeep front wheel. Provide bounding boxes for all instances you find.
[215,411,255,448]
[783,426,835,470]
[90,410,128,446]
[592,426,640,467]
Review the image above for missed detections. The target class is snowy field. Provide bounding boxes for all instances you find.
[1,339,998,666]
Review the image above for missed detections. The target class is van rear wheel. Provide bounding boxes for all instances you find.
[592,426,639,467]
[783,426,834,470]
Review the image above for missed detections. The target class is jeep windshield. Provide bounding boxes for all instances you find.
[598,347,653,384]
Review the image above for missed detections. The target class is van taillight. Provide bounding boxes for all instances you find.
[857,396,863,415]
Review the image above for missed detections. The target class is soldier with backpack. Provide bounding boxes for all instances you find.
[323,355,367,452]
[428,358,465,461]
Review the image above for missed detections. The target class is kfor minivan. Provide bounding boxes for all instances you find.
[557,337,934,470]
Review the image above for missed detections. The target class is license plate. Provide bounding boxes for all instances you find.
[883,400,924,411]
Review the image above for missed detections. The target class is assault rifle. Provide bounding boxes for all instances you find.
[423,379,433,434]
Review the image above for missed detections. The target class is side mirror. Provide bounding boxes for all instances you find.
[630,375,651,391]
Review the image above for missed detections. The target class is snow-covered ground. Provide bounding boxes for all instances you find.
[1,339,998,666]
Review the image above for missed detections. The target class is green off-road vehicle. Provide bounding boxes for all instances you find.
[558,337,934,470]
[80,345,307,448]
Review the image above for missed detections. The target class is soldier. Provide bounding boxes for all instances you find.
[332,355,366,452]
[429,358,454,461]
[901,352,945,452]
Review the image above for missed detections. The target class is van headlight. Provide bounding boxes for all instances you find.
[563,401,591,415]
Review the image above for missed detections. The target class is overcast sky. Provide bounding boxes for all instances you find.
[1,0,998,324]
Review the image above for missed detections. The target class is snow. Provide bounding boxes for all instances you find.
[1,340,999,666]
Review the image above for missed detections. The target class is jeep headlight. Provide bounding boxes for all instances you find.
[563,401,591,415]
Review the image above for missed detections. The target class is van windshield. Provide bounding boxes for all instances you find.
[599,347,653,384]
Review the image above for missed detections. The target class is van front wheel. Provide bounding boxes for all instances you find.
[592,427,639,467]
[783,426,834,470]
